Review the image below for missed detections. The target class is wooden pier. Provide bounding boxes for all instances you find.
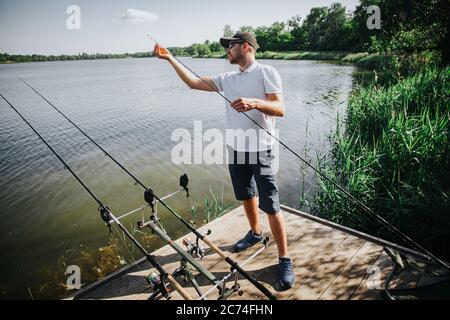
[69,205,434,300]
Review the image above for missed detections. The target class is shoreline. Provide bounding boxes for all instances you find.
[193,50,441,72]
[0,51,386,69]
[2,50,433,72]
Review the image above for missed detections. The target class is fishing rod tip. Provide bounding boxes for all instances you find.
[146,35,158,44]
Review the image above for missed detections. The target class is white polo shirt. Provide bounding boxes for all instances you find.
[211,61,283,152]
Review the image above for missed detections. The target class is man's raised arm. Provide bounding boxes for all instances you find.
[153,44,218,92]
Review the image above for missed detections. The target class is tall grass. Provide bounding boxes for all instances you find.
[298,118,314,212]
[315,67,450,259]
[190,185,232,224]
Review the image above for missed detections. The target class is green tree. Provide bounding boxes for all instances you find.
[197,44,212,56]
[223,25,234,37]
[303,6,329,50]
[352,0,448,55]
[254,26,270,51]
[208,41,223,54]
[239,26,254,33]
[319,3,353,50]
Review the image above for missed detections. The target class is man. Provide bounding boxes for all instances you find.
[154,32,295,289]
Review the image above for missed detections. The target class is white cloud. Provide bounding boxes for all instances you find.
[120,9,159,24]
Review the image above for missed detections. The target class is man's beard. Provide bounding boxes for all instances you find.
[228,51,243,64]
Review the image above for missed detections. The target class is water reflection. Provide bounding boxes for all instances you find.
[0,58,354,298]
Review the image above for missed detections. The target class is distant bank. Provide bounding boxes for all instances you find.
[2,50,438,73]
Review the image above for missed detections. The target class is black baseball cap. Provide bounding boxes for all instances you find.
[220,31,259,50]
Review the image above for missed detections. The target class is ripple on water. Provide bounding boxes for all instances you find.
[0,58,355,298]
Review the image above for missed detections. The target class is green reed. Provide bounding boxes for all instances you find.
[315,67,450,258]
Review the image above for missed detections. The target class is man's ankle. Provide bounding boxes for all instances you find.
[251,229,262,236]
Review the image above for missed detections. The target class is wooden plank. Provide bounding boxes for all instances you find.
[288,235,366,300]
[132,209,327,300]
[318,241,383,300]
[135,209,310,300]
[76,206,248,299]
[231,224,347,300]
[83,217,247,299]
[172,210,328,300]
[281,205,434,262]
[73,205,426,301]
[350,251,391,300]
[236,215,337,300]
[349,249,425,300]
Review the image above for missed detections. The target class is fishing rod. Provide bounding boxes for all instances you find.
[0,93,193,301]
[148,37,450,271]
[3,90,262,300]
[16,76,277,300]
[136,217,269,299]
[107,183,269,300]
[113,191,226,300]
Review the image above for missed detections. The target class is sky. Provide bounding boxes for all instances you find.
[0,0,360,55]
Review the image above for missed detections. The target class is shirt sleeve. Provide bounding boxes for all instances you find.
[262,66,283,94]
[211,73,224,92]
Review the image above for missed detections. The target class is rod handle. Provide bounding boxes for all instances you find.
[202,237,227,260]
[167,275,193,300]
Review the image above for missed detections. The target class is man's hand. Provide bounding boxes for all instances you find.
[152,42,217,91]
[231,94,285,117]
[154,44,172,60]
[230,98,257,113]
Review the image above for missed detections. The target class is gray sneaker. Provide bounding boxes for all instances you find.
[279,257,296,289]
[234,230,264,252]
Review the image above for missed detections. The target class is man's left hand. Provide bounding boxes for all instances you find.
[230,98,258,113]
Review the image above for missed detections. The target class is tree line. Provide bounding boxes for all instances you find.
[2,0,448,64]
[0,52,152,64]
[171,0,448,63]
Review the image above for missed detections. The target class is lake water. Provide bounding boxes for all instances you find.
[0,57,354,299]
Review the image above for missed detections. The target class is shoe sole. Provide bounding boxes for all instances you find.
[279,280,295,290]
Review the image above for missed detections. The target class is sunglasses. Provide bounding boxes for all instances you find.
[228,41,244,49]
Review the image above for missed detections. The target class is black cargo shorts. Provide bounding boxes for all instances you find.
[227,146,280,214]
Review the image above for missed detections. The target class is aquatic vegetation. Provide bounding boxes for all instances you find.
[315,67,450,258]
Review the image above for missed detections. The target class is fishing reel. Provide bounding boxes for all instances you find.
[183,236,206,259]
[182,228,211,259]
[99,205,113,233]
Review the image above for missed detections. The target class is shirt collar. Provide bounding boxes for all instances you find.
[239,61,258,74]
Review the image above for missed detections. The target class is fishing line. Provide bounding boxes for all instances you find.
[148,37,449,270]
[0,93,192,300]
[14,77,277,299]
